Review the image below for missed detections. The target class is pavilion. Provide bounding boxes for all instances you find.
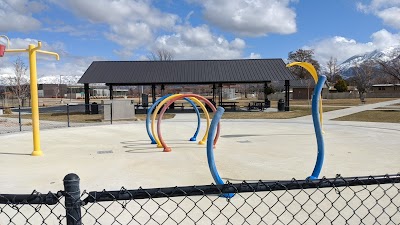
[78,58,296,112]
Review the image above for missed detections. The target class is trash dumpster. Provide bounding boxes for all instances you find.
[91,102,99,114]
[278,99,285,112]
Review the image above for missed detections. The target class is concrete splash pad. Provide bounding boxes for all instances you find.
[0,115,399,194]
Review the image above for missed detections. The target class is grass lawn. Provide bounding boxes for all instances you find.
[333,110,400,123]
[174,98,398,109]
[201,106,347,119]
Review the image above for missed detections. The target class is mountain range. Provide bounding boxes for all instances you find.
[323,45,400,78]
[2,45,399,85]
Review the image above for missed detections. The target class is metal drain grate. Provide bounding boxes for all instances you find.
[237,140,251,143]
[97,150,113,154]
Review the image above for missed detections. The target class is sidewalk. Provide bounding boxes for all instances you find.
[294,98,400,121]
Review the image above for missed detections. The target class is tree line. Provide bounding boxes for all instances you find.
[1,48,399,105]
[287,49,400,101]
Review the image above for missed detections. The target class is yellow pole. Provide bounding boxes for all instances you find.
[286,62,324,133]
[28,44,42,156]
[1,36,59,156]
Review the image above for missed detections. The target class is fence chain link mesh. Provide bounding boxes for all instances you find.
[0,191,65,224]
[1,174,398,224]
[0,104,114,134]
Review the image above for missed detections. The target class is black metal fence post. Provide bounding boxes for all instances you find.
[63,173,82,225]
[110,103,113,124]
[18,105,22,132]
[67,104,70,127]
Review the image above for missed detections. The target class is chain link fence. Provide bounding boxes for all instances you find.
[0,103,113,135]
[0,174,399,224]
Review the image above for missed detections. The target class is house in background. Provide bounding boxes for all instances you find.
[371,84,400,93]
[272,79,329,100]
[66,85,129,99]
[38,84,68,98]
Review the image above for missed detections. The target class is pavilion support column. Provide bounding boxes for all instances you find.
[264,82,271,108]
[218,83,223,106]
[84,83,90,114]
[161,84,165,96]
[212,84,216,103]
[284,80,290,111]
[151,84,156,104]
[109,85,113,100]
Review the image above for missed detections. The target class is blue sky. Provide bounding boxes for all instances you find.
[1,0,400,82]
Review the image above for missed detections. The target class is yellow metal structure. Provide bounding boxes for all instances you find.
[1,36,60,156]
[286,62,324,132]
[151,94,211,147]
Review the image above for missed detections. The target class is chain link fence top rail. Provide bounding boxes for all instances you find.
[0,104,113,135]
[0,174,399,224]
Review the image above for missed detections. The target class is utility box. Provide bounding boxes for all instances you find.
[102,99,135,121]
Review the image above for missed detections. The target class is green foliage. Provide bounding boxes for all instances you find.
[334,79,348,92]
[288,49,321,79]
[265,86,275,95]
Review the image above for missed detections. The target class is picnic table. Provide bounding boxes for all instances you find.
[219,101,238,110]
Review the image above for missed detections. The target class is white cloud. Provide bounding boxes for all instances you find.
[247,52,262,59]
[370,29,400,48]
[192,0,296,36]
[0,38,67,59]
[357,0,400,29]
[53,0,179,55]
[42,24,98,37]
[105,23,153,47]
[0,37,94,84]
[0,0,46,32]
[376,7,400,29]
[0,54,103,85]
[152,24,246,59]
[304,29,400,64]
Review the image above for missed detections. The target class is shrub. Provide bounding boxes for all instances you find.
[3,108,12,114]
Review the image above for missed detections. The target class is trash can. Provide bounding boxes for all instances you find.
[264,99,271,108]
[206,98,216,112]
[142,94,149,108]
[277,99,285,112]
[169,102,175,110]
[91,102,99,114]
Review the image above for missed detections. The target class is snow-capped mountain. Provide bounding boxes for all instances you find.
[331,46,400,78]
[37,75,82,84]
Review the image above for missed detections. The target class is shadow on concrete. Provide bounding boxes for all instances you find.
[221,133,312,138]
[125,149,162,154]
[0,152,31,156]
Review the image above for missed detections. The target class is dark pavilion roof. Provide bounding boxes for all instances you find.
[78,59,296,85]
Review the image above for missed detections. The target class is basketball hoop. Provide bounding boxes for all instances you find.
[0,44,5,57]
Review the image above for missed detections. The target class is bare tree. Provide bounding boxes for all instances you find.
[326,57,341,82]
[7,57,30,106]
[288,49,321,79]
[353,60,374,102]
[375,53,400,82]
[148,49,174,61]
